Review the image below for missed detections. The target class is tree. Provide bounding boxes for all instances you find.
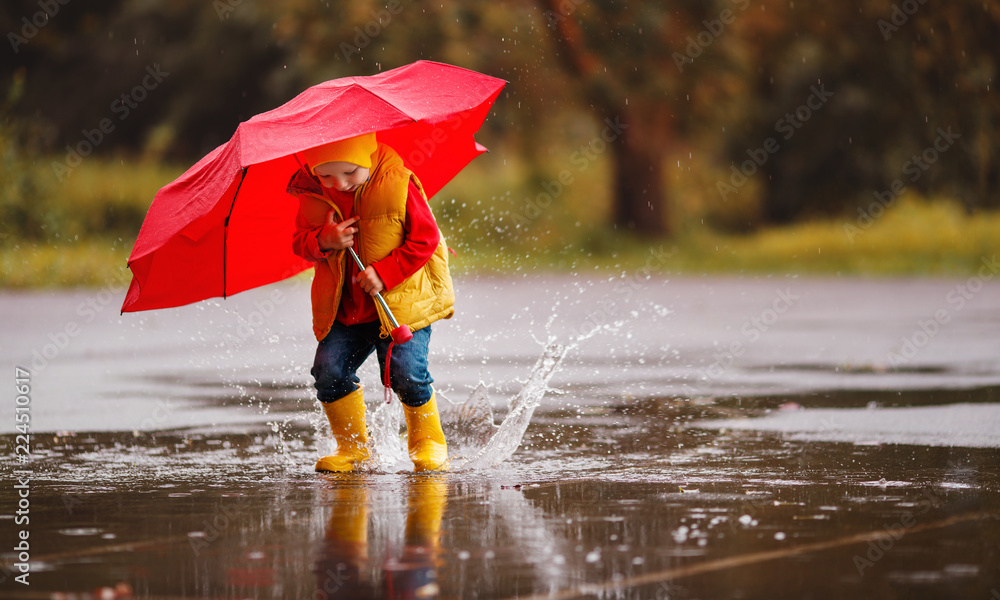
[535,0,728,236]
[716,0,1000,223]
[0,0,295,161]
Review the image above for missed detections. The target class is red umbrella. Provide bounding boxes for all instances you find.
[121,61,505,313]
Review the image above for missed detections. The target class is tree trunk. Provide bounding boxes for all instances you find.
[536,0,672,235]
[610,105,670,236]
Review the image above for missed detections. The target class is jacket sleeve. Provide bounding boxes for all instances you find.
[292,197,334,263]
[372,180,441,291]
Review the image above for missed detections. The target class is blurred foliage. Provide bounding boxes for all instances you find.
[1,154,998,288]
[1,0,998,285]
[0,118,180,245]
[711,0,1000,225]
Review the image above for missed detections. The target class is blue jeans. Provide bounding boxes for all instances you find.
[312,321,434,407]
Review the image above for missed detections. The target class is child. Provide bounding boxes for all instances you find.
[289,132,454,472]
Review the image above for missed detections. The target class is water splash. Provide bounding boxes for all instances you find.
[367,396,407,469]
[444,383,498,452]
[319,338,568,473]
[297,337,569,473]
[452,338,568,470]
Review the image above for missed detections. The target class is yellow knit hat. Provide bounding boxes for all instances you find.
[301,133,378,174]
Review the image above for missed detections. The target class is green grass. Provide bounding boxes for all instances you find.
[0,143,182,288]
[661,197,1000,276]
[2,147,998,289]
[445,195,1000,277]
[1,238,134,288]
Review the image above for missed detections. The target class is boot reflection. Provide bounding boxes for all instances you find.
[387,475,448,599]
[315,475,448,600]
[314,479,374,598]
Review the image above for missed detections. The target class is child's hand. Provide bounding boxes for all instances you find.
[356,266,385,295]
[317,213,359,251]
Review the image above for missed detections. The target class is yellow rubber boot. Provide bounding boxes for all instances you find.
[315,387,370,472]
[402,393,449,472]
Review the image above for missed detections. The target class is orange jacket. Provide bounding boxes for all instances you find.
[289,144,455,341]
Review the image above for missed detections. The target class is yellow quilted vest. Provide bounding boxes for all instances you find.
[289,144,455,341]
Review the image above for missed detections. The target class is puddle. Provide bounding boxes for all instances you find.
[691,401,1000,448]
[279,338,570,474]
[3,381,1000,598]
[2,278,1000,597]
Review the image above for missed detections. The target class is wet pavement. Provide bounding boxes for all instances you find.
[1,274,999,598]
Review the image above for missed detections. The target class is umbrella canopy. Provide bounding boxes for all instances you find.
[121,61,505,313]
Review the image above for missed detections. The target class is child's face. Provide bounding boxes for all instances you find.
[313,161,371,192]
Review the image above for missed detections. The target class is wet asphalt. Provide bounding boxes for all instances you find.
[1,274,999,598]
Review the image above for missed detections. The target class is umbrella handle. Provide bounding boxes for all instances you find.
[346,247,413,344]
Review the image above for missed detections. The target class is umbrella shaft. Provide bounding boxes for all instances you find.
[347,247,401,329]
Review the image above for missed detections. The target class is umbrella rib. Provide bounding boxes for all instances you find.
[222,166,249,299]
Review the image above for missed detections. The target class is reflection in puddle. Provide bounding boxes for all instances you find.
[1,385,998,598]
[314,475,447,599]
